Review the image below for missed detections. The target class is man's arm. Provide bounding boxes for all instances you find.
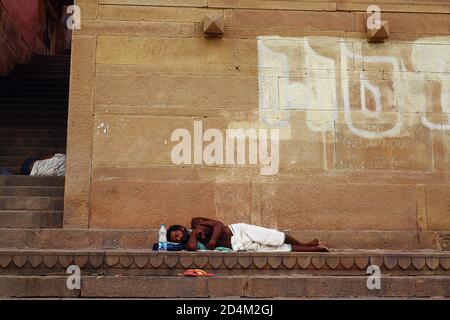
[191,217,224,250]
[185,230,198,251]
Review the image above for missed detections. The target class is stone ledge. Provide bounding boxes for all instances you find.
[0,228,443,250]
[1,275,449,298]
[0,250,449,273]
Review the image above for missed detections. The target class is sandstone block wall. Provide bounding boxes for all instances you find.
[65,0,450,234]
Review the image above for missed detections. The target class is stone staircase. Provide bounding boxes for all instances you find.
[0,55,449,299]
[0,227,448,298]
[0,55,69,230]
[0,249,449,298]
[0,176,64,228]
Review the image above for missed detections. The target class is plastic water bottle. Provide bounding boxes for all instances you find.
[158,224,167,252]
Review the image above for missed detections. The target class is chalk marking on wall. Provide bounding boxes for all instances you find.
[257,36,450,139]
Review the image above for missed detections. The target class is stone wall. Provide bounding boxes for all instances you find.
[65,0,450,235]
[0,0,68,75]
[0,0,36,75]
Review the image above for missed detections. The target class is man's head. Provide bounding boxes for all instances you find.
[167,225,189,244]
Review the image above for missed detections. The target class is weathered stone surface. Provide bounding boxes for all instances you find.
[290,230,440,250]
[326,257,340,269]
[98,6,221,22]
[77,20,197,37]
[415,277,450,297]
[81,276,209,298]
[94,74,258,109]
[247,276,308,298]
[75,0,98,19]
[334,113,433,172]
[340,257,355,270]
[261,183,418,230]
[384,12,450,35]
[247,276,420,298]
[1,273,448,298]
[99,0,207,7]
[90,179,251,228]
[227,9,356,31]
[0,276,80,298]
[339,3,450,15]
[91,116,192,167]
[425,185,450,230]
[64,35,96,229]
[398,257,412,270]
[96,36,234,66]
[412,257,426,270]
[64,0,450,238]
[12,256,27,268]
[43,256,58,268]
[208,276,246,297]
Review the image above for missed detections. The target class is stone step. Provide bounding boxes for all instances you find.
[33,55,71,62]
[0,128,67,139]
[0,250,448,298]
[0,196,63,211]
[28,59,70,64]
[0,176,65,187]
[0,249,449,275]
[0,186,64,197]
[0,88,69,94]
[0,111,68,120]
[0,84,69,91]
[8,75,70,80]
[0,211,62,228]
[0,105,68,112]
[0,118,68,127]
[0,229,156,250]
[0,92,68,98]
[0,104,68,110]
[0,147,66,157]
[0,80,70,87]
[12,70,70,76]
[0,97,68,105]
[0,84,68,90]
[0,274,448,299]
[0,167,20,175]
[0,228,444,251]
[0,156,35,167]
[0,93,68,100]
[14,64,70,70]
[12,68,70,75]
[11,69,69,75]
[0,138,66,148]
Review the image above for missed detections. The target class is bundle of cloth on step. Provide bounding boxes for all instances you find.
[30,154,66,176]
[229,223,292,252]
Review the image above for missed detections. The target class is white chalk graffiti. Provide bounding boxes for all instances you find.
[258,36,450,138]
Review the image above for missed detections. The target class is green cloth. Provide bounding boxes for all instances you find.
[197,242,233,252]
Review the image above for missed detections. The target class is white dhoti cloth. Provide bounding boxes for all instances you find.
[30,154,66,176]
[229,223,292,252]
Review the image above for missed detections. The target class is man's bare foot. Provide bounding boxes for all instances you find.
[318,245,330,252]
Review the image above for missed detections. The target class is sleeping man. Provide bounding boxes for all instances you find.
[167,217,329,252]
[21,153,66,176]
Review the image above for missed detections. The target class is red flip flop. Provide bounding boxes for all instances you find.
[178,269,215,277]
